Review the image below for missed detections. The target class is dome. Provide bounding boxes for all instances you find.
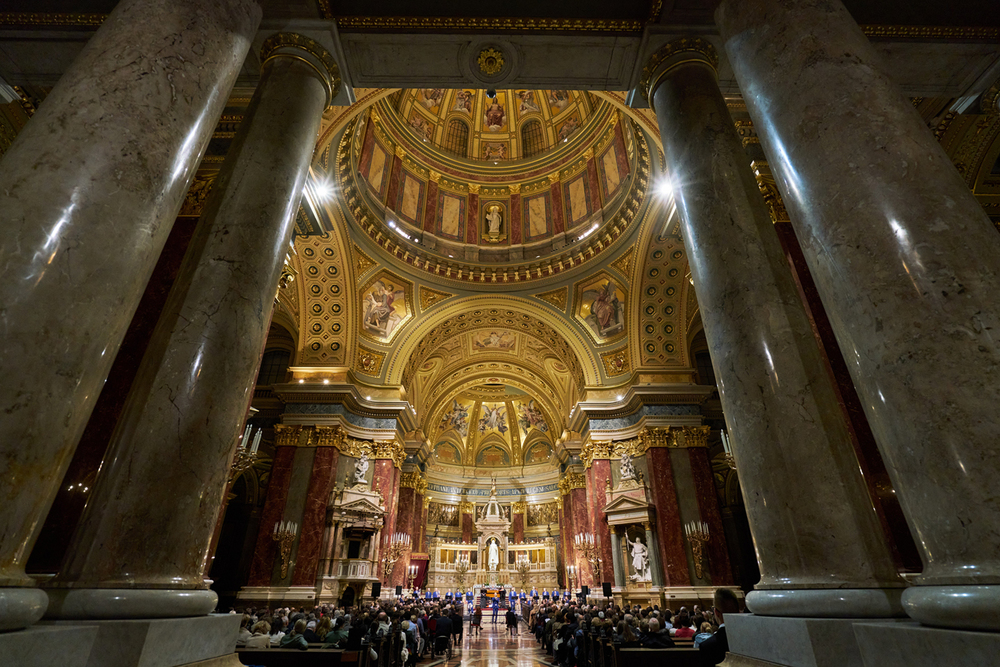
[332,88,653,280]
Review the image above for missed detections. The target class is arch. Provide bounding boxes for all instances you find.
[521,119,545,158]
[444,117,470,157]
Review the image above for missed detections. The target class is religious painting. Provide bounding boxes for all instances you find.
[482,142,507,161]
[408,111,434,142]
[548,90,570,115]
[478,403,508,434]
[360,271,411,342]
[557,114,581,142]
[516,90,539,116]
[525,442,552,464]
[527,501,559,527]
[481,200,508,243]
[575,273,627,342]
[440,399,472,437]
[453,90,474,114]
[476,444,511,467]
[417,88,445,113]
[434,442,462,465]
[428,501,460,526]
[473,330,516,351]
[483,95,507,131]
[515,399,549,434]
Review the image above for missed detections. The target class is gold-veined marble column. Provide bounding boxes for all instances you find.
[0,0,260,631]
[717,0,1000,631]
[44,33,339,619]
[644,38,904,617]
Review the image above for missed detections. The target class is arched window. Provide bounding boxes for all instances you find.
[521,120,545,158]
[257,349,290,385]
[444,118,469,157]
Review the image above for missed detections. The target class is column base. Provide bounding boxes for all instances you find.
[48,614,240,667]
[0,623,98,667]
[746,587,905,617]
[44,588,217,619]
[901,585,1000,631]
[727,613,912,667]
[855,620,1000,667]
[0,587,47,631]
[235,585,317,605]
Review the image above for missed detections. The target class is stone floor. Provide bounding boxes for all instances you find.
[439,619,549,667]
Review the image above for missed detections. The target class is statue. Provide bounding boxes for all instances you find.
[620,452,636,482]
[488,539,500,571]
[486,206,502,236]
[354,453,369,485]
[629,536,650,581]
[490,476,497,496]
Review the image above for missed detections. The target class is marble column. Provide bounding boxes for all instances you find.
[512,510,525,544]
[0,0,260,631]
[644,523,665,587]
[247,433,299,586]
[645,38,904,617]
[645,447,690,586]
[588,460,614,585]
[609,529,625,587]
[717,0,1000,630]
[44,34,339,619]
[569,486,591,587]
[291,446,339,587]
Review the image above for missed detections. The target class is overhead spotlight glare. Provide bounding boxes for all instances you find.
[313,178,335,200]
[656,177,674,199]
[323,379,330,384]
[298,379,305,384]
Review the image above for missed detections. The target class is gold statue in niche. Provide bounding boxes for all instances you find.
[482,201,507,243]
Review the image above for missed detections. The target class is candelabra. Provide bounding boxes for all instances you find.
[566,564,577,593]
[515,554,531,588]
[230,425,261,484]
[455,554,470,589]
[382,532,411,583]
[574,532,602,581]
[272,520,298,578]
[684,521,711,579]
[721,430,737,471]
[408,564,418,592]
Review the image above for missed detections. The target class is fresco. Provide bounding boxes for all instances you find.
[440,398,472,437]
[434,442,462,464]
[478,403,508,434]
[525,442,552,464]
[473,330,516,351]
[577,275,626,341]
[515,399,549,434]
[476,444,511,467]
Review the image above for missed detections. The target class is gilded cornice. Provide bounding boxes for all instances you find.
[578,425,707,467]
[278,424,406,467]
[400,470,428,494]
[558,472,587,495]
[335,16,645,33]
[581,437,644,468]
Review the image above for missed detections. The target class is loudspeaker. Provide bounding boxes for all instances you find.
[396,585,403,596]
[602,582,612,597]
[371,582,382,598]
[581,585,589,596]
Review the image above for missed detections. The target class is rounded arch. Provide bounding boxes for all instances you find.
[385,295,602,387]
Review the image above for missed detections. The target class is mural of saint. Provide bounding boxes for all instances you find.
[548,90,569,113]
[419,88,444,111]
[454,90,474,113]
[474,331,515,350]
[408,113,433,141]
[440,399,470,437]
[478,404,508,434]
[517,90,539,115]
[484,101,506,131]
[558,116,580,142]
[516,400,548,433]
[362,280,406,338]
[582,279,625,338]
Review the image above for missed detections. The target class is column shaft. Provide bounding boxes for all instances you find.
[644,525,665,587]
[717,0,1000,630]
[0,0,259,631]
[246,444,296,587]
[647,39,903,617]
[609,530,625,587]
[292,447,338,586]
[45,37,336,619]
[645,447,690,586]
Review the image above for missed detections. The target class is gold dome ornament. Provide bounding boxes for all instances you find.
[477,48,505,75]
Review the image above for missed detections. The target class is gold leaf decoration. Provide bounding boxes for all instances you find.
[534,286,568,310]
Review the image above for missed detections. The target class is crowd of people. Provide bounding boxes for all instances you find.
[230,586,740,667]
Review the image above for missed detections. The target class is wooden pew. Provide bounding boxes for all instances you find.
[236,648,359,667]
[615,646,702,667]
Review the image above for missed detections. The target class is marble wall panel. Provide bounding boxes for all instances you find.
[422,180,439,232]
[587,157,603,212]
[384,154,402,212]
[550,181,565,234]
[570,487,591,586]
[437,193,465,241]
[291,447,338,586]
[510,193,522,245]
[462,512,474,544]
[396,172,424,225]
[646,447,691,586]
[588,460,615,586]
[466,192,479,243]
[276,447,316,586]
[688,448,734,585]
[246,445,296,586]
[512,512,525,543]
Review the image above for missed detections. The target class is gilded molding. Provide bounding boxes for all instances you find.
[558,471,588,495]
[357,346,386,376]
[400,470,428,493]
[477,48,505,76]
[640,37,719,104]
[335,16,645,33]
[418,286,453,310]
[260,33,341,104]
[582,437,644,468]
[639,426,677,449]
[600,346,630,377]
[751,161,791,224]
[339,436,406,468]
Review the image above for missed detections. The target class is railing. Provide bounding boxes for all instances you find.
[335,559,373,578]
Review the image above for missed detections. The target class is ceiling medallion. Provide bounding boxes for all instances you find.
[477,48,505,76]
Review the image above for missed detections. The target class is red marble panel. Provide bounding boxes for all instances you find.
[557,498,568,587]
[570,487,591,586]
[549,182,565,234]
[27,217,199,574]
[586,157,603,210]
[462,512,474,544]
[358,117,376,182]
[774,220,921,572]
[396,486,417,544]
[512,512,524,543]
[509,193,522,245]
[466,193,479,243]
[588,460,614,585]
[646,447,691,586]
[291,447,339,586]
[384,154,402,208]
[687,448,733,585]
[247,445,296,586]
[422,180,439,232]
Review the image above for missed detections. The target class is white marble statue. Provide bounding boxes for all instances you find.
[488,539,499,571]
[620,452,636,481]
[354,453,369,485]
[630,536,651,581]
[486,206,502,235]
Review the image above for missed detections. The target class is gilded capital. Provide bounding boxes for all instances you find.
[312,424,345,448]
[680,425,711,448]
[640,426,676,449]
[400,470,428,494]
[459,499,476,515]
[558,471,587,495]
[274,424,303,448]
[259,32,341,105]
[640,37,719,105]
[512,500,527,514]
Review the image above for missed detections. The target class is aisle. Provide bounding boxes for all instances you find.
[440,619,547,667]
